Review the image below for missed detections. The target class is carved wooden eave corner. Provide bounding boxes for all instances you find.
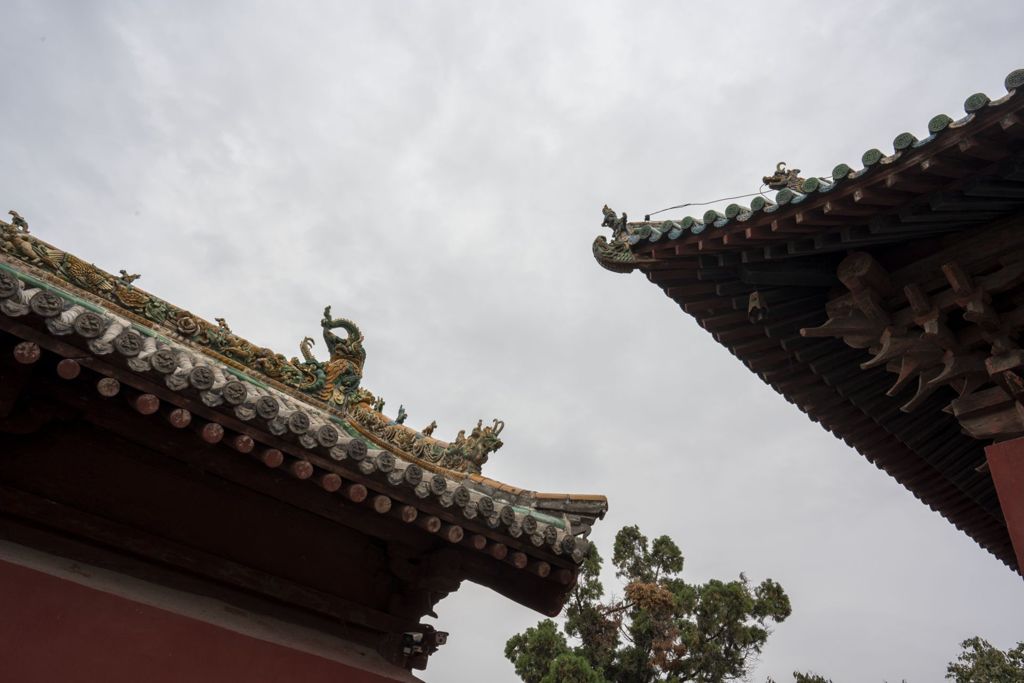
[802,235,1024,441]
[0,216,607,670]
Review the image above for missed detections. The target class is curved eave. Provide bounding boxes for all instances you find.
[596,68,1024,572]
[619,68,1024,263]
[0,253,608,613]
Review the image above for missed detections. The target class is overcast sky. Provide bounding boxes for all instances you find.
[3,1,1023,680]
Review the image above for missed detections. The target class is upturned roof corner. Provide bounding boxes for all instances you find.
[591,66,1024,573]
[0,215,608,595]
[597,67,1024,258]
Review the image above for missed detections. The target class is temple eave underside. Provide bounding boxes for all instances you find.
[594,68,1024,573]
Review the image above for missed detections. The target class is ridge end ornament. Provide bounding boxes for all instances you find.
[762,161,806,191]
[8,210,29,232]
[593,204,639,274]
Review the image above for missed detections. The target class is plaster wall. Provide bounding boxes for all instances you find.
[0,540,422,683]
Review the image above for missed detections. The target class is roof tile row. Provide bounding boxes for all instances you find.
[624,68,1024,246]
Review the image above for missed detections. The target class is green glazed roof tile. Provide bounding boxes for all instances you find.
[724,203,749,219]
[703,209,725,224]
[832,163,853,181]
[861,148,885,166]
[776,188,797,204]
[893,132,918,151]
[927,113,953,134]
[964,92,991,113]
[1006,69,1024,91]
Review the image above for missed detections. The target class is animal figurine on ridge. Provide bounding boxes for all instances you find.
[7,210,29,232]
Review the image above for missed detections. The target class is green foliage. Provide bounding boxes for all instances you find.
[542,653,607,683]
[565,546,620,673]
[504,525,791,683]
[504,620,570,683]
[611,526,684,583]
[773,636,1024,683]
[946,637,1024,682]
[792,672,833,683]
[670,575,791,683]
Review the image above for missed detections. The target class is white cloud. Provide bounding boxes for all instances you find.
[2,1,1023,681]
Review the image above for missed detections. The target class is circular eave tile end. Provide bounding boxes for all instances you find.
[1005,68,1024,92]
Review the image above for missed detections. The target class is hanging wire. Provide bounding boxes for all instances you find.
[643,186,768,221]
[641,162,833,222]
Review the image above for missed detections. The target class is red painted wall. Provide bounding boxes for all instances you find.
[986,438,1024,577]
[0,559,413,683]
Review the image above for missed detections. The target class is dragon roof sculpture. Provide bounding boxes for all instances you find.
[0,210,609,656]
[0,219,503,475]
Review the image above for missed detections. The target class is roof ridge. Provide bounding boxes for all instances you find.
[0,220,503,475]
[597,67,1024,254]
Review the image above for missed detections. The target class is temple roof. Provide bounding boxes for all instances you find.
[596,68,1024,271]
[0,217,606,650]
[593,68,1024,572]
